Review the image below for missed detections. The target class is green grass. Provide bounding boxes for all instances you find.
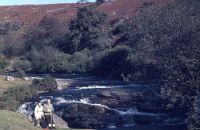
[0,75,31,94]
[0,110,93,130]
[0,75,92,130]
[0,110,41,130]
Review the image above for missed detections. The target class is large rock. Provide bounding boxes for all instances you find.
[62,103,117,129]
[95,90,144,108]
[95,89,166,113]
[53,113,68,128]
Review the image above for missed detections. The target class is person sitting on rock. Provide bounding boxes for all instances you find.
[34,102,44,126]
[44,98,55,128]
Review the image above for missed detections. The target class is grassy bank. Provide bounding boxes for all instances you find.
[0,110,41,130]
[0,75,31,94]
[0,110,93,130]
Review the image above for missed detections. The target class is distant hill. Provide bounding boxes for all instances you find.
[0,0,168,26]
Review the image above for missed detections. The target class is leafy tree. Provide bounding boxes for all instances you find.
[0,20,25,57]
[93,45,132,78]
[29,46,71,73]
[29,46,59,72]
[117,0,200,128]
[24,16,68,53]
[69,49,93,72]
[53,53,71,72]
[13,59,32,72]
[69,6,111,53]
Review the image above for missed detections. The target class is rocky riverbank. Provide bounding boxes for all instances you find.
[60,88,185,129]
[17,75,186,129]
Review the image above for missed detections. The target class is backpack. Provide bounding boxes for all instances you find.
[40,117,48,129]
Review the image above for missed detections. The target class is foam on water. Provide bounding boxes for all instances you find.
[55,97,111,109]
[107,124,117,129]
[18,96,159,118]
[17,102,33,116]
[55,97,91,105]
[74,84,135,90]
[54,97,158,116]
[116,108,158,116]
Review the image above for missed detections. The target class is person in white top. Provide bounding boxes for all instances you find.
[34,102,44,126]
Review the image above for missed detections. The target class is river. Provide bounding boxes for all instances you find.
[17,74,186,130]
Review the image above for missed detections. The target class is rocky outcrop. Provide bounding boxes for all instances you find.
[53,113,69,128]
[62,103,117,129]
[61,89,170,129]
[95,89,166,113]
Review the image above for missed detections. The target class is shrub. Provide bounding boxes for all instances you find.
[29,46,57,72]
[53,53,71,72]
[0,98,20,111]
[13,59,32,71]
[0,60,10,71]
[69,49,93,73]
[119,0,200,128]
[92,45,132,79]
[29,46,70,73]
[32,77,58,92]
[14,69,26,78]
[0,86,36,111]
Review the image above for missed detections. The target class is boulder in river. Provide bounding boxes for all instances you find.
[62,103,117,129]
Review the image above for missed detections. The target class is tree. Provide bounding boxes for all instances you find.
[93,45,132,79]
[24,16,68,53]
[96,0,105,6]
[29,46,56,72]
[69,49,93,72]
[69,6,111,53]
[118,0,200,128]
[0,20,25,57]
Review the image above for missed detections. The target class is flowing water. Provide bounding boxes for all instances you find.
[17,74,186,129]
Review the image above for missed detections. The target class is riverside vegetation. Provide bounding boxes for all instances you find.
[0,0,199,129]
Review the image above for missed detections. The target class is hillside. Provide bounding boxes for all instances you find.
[0,110,93,130]
[0,0,168,26]
[0,110,41,130]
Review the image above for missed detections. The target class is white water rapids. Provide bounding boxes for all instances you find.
[17,96,158,117]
